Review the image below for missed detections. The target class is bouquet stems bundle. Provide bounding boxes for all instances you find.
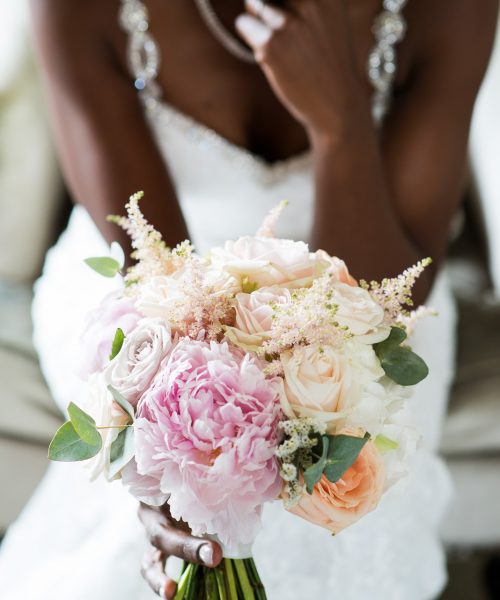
[175,558,266,600]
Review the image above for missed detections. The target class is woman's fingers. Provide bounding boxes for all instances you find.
[139,503,223,568]
[245,0,287,29]
[235,14,272,51]
[141,544,177,599]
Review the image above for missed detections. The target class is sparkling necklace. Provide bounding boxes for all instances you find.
[193,0,256,63]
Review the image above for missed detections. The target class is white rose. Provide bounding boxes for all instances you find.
[210,236,319,289]
[105,317,172,406]
[343,339,385,382]
[280,345,360,431]
[329,281,389,343]
[81,373,130,481]
[135,274,185,320]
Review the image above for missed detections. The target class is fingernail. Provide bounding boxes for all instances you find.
[164,579,177,600]
[198,543,214,566]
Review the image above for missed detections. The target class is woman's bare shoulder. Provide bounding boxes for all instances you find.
[30,0,119,47]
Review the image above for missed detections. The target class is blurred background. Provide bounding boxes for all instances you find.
[0,1,499,598]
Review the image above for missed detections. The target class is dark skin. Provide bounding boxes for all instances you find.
[31,0,498,597]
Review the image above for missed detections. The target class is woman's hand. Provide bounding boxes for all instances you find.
[236,0,366,138]
[138,503,223,599]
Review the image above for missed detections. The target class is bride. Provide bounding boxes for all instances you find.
[0,0,497,598]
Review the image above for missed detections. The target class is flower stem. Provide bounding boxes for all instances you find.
[233,560,255,600]
[223,559,238,600]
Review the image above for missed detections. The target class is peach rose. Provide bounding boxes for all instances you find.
[288,431,385,534]
[314,250,358,287]
[280,345,360,429]
[210,236,319,289]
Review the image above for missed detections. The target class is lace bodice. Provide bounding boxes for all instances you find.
[117,0,408,254]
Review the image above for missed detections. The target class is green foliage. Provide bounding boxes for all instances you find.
[48,421,101,462]
[374,326,429,386]
[108,385,135,420]
[109,328,125,360]
[108,426,135,480]
[304,433,370,494]
[375,434,399,453]
[84,256,121,278]
[323,433,370,483]
[304,436,330,494]
[67,402,101,446]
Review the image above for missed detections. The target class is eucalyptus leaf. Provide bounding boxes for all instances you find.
[84,256,121,278]
[380,346,429,386]
[374,326,407,359]
[109,327,125,361]
[304,436,330,494]
[323,433,370,483]
[68,402,101,446]
[48,421,102,462]
[108,426,135,479]
[107,385,135,420]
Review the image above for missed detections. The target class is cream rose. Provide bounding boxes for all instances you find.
[226,286,292,349]
[105,317,173,406]
[81,373,130,481]
[329,281,389,343]
[287,430,386,534]
[210,236,319,289]
[280,345,360,429]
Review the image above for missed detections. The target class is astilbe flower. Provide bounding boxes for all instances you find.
[261,274,351,361]
[127,339,283,553]
[138,256,237,342]
[109,191,193,285]
[359,258,432,325]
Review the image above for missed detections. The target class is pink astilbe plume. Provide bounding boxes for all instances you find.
[109,191,194,285]
[360,258,432,325]
[261,274,350,360]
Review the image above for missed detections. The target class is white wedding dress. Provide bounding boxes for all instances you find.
[0,1,456,599]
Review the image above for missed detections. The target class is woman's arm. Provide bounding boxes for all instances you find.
[30,0,189,252]
[237,0,499,301]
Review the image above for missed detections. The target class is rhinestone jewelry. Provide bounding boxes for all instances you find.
[368,0,408,122]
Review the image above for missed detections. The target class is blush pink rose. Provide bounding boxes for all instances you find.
[79,292,142,379]
[287,429,386,534]
[210,236,320,289]
[314,250,358,287]
[226,286,292,349]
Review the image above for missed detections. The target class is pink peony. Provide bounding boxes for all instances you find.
[127,339,283,553]
[79,292,142,379]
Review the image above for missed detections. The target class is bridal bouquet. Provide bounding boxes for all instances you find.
[49,193,430,600]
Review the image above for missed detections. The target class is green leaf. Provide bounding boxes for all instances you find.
[323,433,370,483]
[109,327,125,360]
[107,385,135,420]
[374,326,407,358]
[68,402,101,446]
[304,436,330,494]
[84,256,121,278]
[108,426,135,479]
[380,346,429,386]
[48,421,102,462]
[375,434,399,453]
